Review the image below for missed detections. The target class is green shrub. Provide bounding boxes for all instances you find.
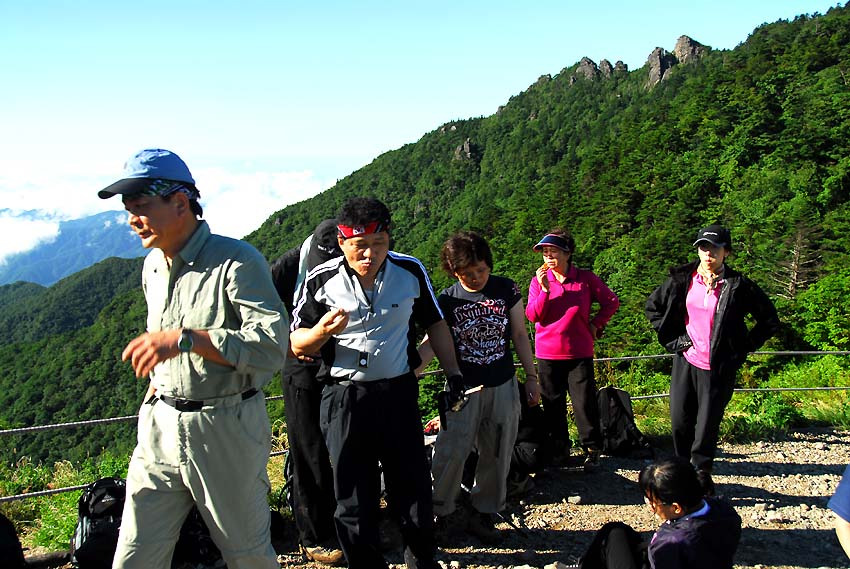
[721,392,804,442]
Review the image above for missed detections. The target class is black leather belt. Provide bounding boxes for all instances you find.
[333,372,414,390]
[157,388,258,412]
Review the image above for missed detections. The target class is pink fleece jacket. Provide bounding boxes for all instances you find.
[526,266,620,360]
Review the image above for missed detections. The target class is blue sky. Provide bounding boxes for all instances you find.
[0,1,842,263]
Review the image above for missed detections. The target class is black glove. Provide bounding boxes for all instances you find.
[445,374,466,411]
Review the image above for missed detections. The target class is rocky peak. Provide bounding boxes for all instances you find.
[673,36,709,63]
[646,36,709,87]
[674,35,708,64]
[568,56,626,84]
[453,138,474,161]
[646,47,677,86]
[577,57,600,79]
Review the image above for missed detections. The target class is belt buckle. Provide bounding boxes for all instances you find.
[174,398,202,412]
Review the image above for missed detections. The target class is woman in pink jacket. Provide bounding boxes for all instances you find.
[526,230,620,468]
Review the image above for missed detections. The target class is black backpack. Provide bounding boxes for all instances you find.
[597,386,654,458]
[0,510,26,568]
[173,506,225,568]
[70,477,126,569]
[282,450,295,512]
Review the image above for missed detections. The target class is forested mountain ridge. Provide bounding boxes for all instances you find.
[1,5,848,463]
[0,256,143,346]
[247,5,850,355]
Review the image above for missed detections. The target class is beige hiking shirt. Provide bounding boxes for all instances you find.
[143,221,288,400]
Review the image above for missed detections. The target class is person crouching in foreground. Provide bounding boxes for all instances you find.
[579,456,742,569]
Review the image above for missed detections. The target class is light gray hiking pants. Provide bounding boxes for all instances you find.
[431,377,520,516]
[112,393,278,569]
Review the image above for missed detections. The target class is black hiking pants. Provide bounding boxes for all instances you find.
[282,361,338,549]
[320,373,438,569]
[538,358,602,452]
[580,521,648,569]
[670,354,735,471]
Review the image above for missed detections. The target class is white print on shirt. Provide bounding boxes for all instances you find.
[451,298,508,365]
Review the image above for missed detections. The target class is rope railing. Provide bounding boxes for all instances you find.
[0,484,89,504]
[1,350,847,503]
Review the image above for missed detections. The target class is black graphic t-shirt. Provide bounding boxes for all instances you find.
[439,275,521,388]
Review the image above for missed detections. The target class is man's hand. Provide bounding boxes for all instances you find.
[536,264,550,293]
[122,330,181,378]
[445,374,466,410]
[319,307,349,336]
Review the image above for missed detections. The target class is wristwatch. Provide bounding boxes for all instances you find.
[178,329,194,353]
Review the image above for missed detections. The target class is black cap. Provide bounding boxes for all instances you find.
[305,219,342,270]
[693,225,732,248]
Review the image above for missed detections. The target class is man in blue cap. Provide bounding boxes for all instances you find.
[99,148,287,569]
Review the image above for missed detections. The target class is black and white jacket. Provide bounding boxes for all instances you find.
[292,252,443,382]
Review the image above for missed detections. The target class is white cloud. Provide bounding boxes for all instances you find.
[0,212,61,265]
[193,167,328,239]
[0,149,126,220]
[0,161,331,263]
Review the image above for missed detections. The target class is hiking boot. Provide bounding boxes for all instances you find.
[403,548,441,569]
[466,511,500,544]
[434,508,467,545]
[696,469,716,497]
[583,448,601,470]
[303,543,345,566]
[506,472,535,499]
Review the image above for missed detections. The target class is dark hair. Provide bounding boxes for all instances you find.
[162,192,204,218]
[440,231,493,275]
[189,199,203,217]
[547,228,575,253]
[638,457,704,508]
[337,197,391,230]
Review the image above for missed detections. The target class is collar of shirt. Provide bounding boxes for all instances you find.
[176,220,212,267]
[550,264,578,284]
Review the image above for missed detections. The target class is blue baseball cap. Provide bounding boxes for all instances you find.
[98,148,197,199]
[533,234,571,252]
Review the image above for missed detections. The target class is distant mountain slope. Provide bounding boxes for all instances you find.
[0,210,145,286]
[0,280,44,311]
[0,256,143,345]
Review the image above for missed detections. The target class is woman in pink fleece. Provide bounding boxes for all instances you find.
[526,230,619,468]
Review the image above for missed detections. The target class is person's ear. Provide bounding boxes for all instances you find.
[671,502,685,516]
[173,192,189,216]
[337,235,346,248]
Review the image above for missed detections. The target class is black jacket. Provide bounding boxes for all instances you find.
[645,261,780,381]
[649,497,742,569]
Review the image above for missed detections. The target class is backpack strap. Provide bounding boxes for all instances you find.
[598,387,613,439]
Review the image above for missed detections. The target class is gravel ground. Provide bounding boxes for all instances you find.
[272,427,850,569]
[35,427,849,569]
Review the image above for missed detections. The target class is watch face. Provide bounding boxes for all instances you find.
[179,331,193,352]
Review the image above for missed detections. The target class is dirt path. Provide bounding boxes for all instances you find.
[273,427,849,569]
[38,427,848,569]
